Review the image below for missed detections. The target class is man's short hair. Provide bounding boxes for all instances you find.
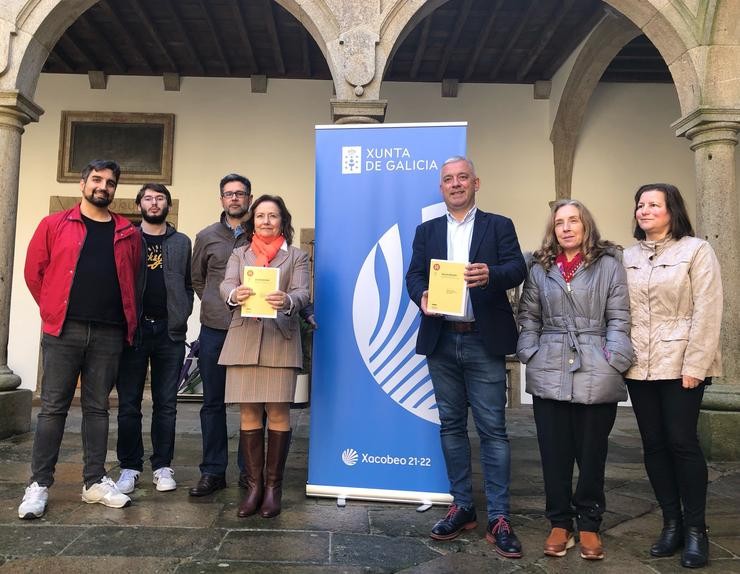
[135,183,172,206]
[81,160,121,185]
[219,173,252,195]
[441,156,476,176]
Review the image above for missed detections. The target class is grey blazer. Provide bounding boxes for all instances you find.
[218,244,310,368]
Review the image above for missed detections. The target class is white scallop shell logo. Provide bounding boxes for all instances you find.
[342,448,359,466]
[352,203,447,425]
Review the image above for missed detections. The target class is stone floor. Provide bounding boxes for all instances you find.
[0,401,738,573]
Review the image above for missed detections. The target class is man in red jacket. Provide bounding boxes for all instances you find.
[18,159,141,519]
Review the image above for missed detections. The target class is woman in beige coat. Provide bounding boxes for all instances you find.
[623,183,722,569]
[219,195,310,519]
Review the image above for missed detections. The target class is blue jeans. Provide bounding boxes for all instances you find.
[31,320,125,488]
[116,319,186,471]
[427,329,510,521]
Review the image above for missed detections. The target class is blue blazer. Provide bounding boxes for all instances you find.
[405,209,527,357]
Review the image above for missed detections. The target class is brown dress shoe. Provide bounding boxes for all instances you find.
[544,527,575,557]
[579,531,605,560]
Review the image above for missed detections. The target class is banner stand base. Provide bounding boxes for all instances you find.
[306,484,452,507]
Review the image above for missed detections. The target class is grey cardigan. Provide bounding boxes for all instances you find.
[135,223,194,342]
[516,250,633,404]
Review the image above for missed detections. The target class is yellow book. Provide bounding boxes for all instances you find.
[241,266,280,319]
[427,259,468,317]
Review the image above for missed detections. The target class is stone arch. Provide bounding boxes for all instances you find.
[263,0,341,91]
[377,0,703,116]
[550,0,713,199]
[8,0,343,98]
[550,11,641,199]
[10,0,98,95]
[602,0,705,115]
[378,0,450,78]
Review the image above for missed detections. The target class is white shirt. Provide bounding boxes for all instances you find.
[445,206,476,321]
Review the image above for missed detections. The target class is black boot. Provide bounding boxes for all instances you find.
[650,517,683,557]
[681,526,709,568]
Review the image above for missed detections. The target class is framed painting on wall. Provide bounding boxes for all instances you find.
[57,111,175,184]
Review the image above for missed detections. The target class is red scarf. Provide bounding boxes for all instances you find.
[250,233,285,267]
[555,252,583,283]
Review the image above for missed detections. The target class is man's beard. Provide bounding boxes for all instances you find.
[141,204,169,224]
[227,204,249,219]
[83,189,113,207]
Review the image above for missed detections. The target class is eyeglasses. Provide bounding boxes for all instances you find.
[140,196,168,204]
[222,191,249,199]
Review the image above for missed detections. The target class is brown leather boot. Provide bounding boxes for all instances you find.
[259,429,291,518]
[237,429,264,518]
[579,531,605,560]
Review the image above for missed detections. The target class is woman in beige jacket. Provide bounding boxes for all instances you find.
[219,195,310,519]
[623,183,722,569]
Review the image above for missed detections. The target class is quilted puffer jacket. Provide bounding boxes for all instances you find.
[517,249,633,404]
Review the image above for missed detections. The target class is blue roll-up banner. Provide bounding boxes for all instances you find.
[307,122,467,504]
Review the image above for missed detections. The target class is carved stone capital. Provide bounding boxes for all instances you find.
[330,98,387,124]
[0,90,44,130]
[672,107,740,143]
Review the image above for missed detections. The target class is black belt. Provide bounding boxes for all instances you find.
[142,316,166,322]
[443,321,477,333]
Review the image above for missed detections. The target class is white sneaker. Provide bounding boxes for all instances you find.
[116,468,141,494]
[18,482,48,519]
[153,467,177,492]
[81,476,131,508]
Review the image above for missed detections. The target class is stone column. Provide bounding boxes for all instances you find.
[674,110,740,459]
[0,91,42,438]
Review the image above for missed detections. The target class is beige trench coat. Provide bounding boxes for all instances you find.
[218,244,310,369]
[623,236,722,381]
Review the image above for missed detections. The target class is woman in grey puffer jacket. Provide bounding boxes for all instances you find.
[517,199,633,561]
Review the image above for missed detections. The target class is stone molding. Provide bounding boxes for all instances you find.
[330,98,387,124]
[0,89,43,129]
[672,107,740,139]
[703,384,740,411]
[0,18,17,77]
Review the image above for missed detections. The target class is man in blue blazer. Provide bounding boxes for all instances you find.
[406,156,526,558]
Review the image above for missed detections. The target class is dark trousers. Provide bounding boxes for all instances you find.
[198,326,229,476]
[31,320,124,488]
[533,397,618,532]
[626,379,707,528]
[116,319,186,472]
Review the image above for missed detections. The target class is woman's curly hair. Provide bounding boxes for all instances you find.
[533,199,620,270]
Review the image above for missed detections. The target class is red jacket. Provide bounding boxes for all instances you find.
[24,204,142,344]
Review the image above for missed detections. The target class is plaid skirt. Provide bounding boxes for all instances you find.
[224,365,297,403]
